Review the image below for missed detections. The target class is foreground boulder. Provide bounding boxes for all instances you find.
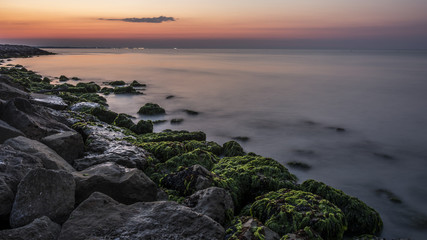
[225,216,280,240]
[250,188,347,240]
[0,98,73,140]
[10,169,75,228]
[4,136,74,172]
[0,216,61,240]
[73,162,158,204]
[0,120,24,143]
[41,131,84,164]
[59,192,225,240]
[301,179,383,235]
[0,145,43,218]
[184,187,234,226]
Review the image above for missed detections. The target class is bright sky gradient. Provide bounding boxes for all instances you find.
[1,0,427,48]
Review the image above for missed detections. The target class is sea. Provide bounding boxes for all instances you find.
[10,48,427,239]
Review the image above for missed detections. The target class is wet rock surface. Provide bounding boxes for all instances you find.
[59,192,225,240]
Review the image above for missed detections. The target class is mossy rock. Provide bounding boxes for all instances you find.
[100,87,114,95]
[223,140,245,157]
[250,188,347,239]
[76,82,101,93]
[281,226,323,240]
[130,80,146,87]
[113,113,135,129]
[113,86,137,94]
[90,107,118,124]
[59,75,69,81]
[212,155,297,209]
[130,120,153,134]
[138,103,166,115]
[135,130,206,142]
[79,93,107,105]
[301,179,383,235]
[225,216,281,240]
[184,140,222,156]
[108,80,126,86]
[137,141,187,162]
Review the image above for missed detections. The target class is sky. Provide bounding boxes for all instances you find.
[1,0,427,49]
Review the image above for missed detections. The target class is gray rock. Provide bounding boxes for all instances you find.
[59,192,224,240]
[5,136,74,172]
[0,79,29,101]
[0,120,24,143]
[73,124,150,171]
[0,98,73,140]
[41,131,84,165]
[73,162,158,204]
[10,168,75,227]
[0,216,61,240]
[30,93,68,110]
[0,145,43,218]
[184,187,234,226]
[69,102,100,112]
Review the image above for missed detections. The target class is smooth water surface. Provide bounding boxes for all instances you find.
[12,48,427,239]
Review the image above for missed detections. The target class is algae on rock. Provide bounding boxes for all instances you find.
[137,102,165,115]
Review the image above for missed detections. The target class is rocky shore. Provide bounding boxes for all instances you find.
[0,46,385,240]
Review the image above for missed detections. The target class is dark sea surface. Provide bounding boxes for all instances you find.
[12,48,427,239]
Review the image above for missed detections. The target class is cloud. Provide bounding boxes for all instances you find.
[99,16,175,23]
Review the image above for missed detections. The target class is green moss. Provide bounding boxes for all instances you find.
[138,102,166,115]
[76,82,101,93]
[130,80,146,87]
[212,155,297,209]
[184,140,222,156]
[286,161,311,170]
[100,87,114,95]
[130,120,153,134]
[59,75,69,81]
[90,107,118,124]
[225,216,272,240]
[108,80,126,86]
[79,93,107,105]
[113,113,135,129]
[42,77,51,83]
[223,141,245,157]
[250,188,347,240]
[281,227,323,240]
[301,179,383,235]
[137,141,186,162]
[133,130,206,143]
[113,86,137,94]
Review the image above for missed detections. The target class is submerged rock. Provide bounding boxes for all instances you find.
[130,80,146,87]
[59,192,225,240]
[107,80,126,86]
[73,162,158,204]
[250,188,347,240]
[0,216,61,240]
[138,102,165,115]
[59,75,69,82]
[10,168,75,227]
[113,86,138,94]
[225,216,281,240]
[301,179,383,235]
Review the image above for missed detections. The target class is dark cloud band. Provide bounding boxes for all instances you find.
[99,16,175,23]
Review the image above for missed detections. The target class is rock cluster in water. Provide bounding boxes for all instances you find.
[0,46,385,240]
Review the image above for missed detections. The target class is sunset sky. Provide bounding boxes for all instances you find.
[1,0,427,48]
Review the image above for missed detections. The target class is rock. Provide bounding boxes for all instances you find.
[212,155,297,209]
[130,119,153,134]
[0,44,52,58]
[183,109,199,115]
[0,98,73,140]
[10,168,75,228]
[59,192,225,240]
[30,93,68,110]
[225,216,281,240]
[0,120,24,143]
[69,102,101,112]
[0,80,30,101]
[0,216,61,240]
[59,75,69,82]
[41,131,84,165]
[73,162,158,204]
[113,86,138,94]
[281,227,323,240]
[286,161,311,170]
[222,140,245,157]
[4,136,74,172]
[113,113,135,129]
[301,179,383,235]
[107,80,126,86]
[161,165,217,196]
[250,188,347,240]
[89,107,117,124]
[184,187,234,226]
[73,123,151,171]
[171,118,184,124]
[138,102,165,115]
[0,145,44,218]
[130,80,146,87]
[75,82,100,93]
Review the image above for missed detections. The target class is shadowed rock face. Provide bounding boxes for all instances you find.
[10,168,75,228]
[73,162,158,205]
[59,192,225,240]
[0,216,61,240]
[41,131,84,165]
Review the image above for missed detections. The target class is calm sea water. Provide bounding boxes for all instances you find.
[12,48,427,239]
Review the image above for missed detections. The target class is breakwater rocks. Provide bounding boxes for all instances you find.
[0,45,53,59]
[0,49,384,239]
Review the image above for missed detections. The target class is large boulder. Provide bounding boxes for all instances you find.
[59,192,225,240]
[0,216,61,240]
[10,168,75,228]
[225,216,281,240]
[0,98,73,140]
[30,93,68,110]
[73,162,158,204]
[73,123,151,171]
[41,131,84,165]
[0,79,30,101]
[4,136,74,172]
[0,120,24,143]
[0,145,43,219]
[184,187,234,226]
